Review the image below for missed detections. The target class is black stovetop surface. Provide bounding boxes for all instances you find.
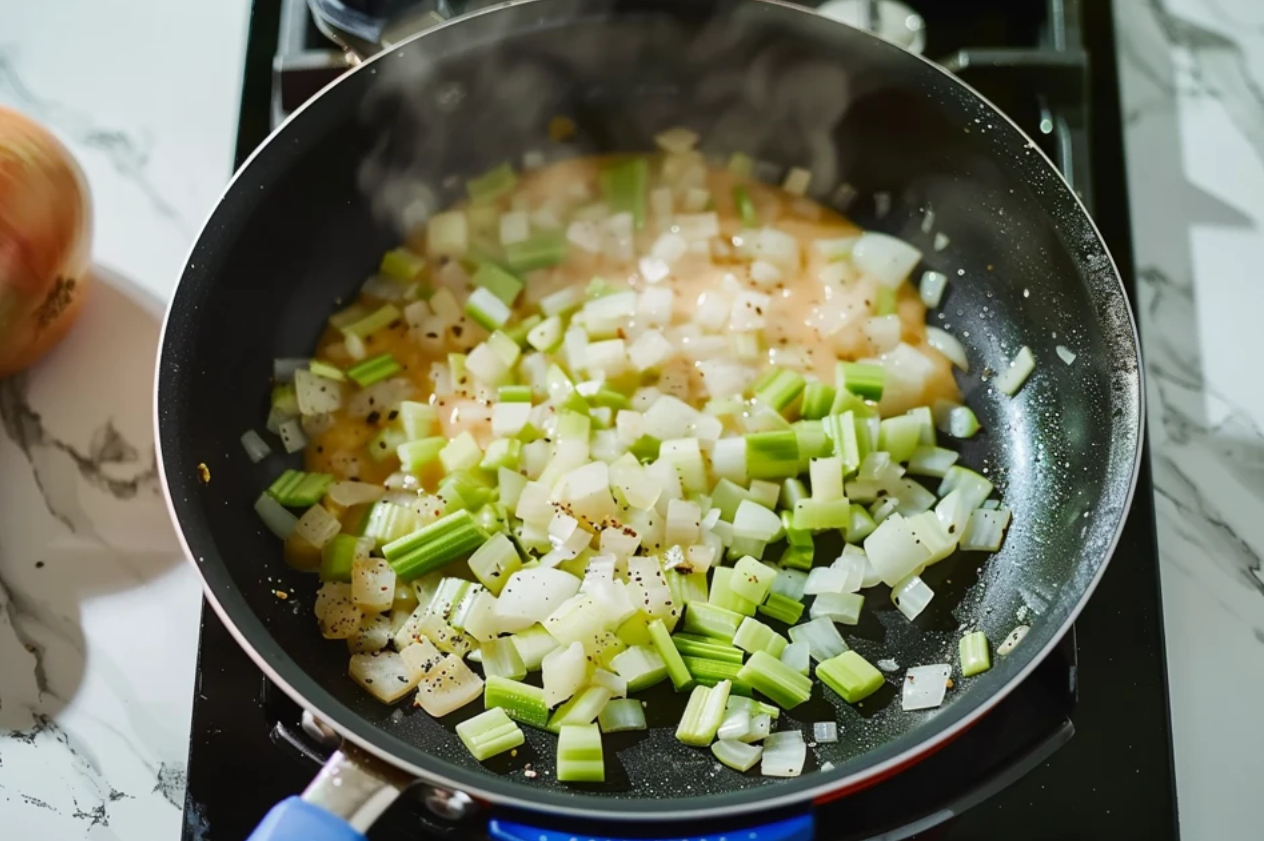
[188,1,1178,839]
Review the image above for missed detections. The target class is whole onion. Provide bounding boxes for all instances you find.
[0,106,93,378]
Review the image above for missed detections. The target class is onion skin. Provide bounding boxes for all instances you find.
[0,106,93,378]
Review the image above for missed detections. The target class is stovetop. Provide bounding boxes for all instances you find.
[197,1,1178,839]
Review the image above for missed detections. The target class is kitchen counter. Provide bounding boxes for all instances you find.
[0,0,1260,837]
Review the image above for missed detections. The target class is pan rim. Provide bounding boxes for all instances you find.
[154,0,1145,821]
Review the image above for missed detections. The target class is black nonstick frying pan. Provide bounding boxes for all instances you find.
[155,1,1143,838]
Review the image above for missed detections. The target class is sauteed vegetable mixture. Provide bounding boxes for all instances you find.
[248,129,1024,781]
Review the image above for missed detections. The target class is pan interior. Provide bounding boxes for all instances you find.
[157,0,1140,817]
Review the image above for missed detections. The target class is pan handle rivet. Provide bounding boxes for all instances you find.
[422,786,473,821]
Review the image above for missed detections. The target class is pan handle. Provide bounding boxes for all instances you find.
[247,744,412,841]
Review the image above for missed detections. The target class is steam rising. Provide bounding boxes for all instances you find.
[355,0,856,233]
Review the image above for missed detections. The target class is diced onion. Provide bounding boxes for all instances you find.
[851,232,922,287]
[901,663,952,711]
[813,721,839,743]
[994,346,1035,396]
[240,429,272,463]
[295,504,341,549]
[925,326,969,372]
[761,730,807,777]
[328,481,385,507]
[891,573,935,621]
[919,270,947,308]
[1056,345,1077,365]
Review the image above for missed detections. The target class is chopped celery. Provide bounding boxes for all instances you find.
[342,304,402,340]
[800,382,836,420]
[733,617,789,658]
[467,533,522,595]
[836,361,885,402]
[465,287,512,331]
[758,592,805,625]
[548,686,614,733]
[379,247,426,281]
[745,431,800,480]
[737,650,812,709]
[309,359,346,382]
[730,555,778,604]
[473,263,524,306]
[733,184,759,227]
[268,470,333,507]
[676,680,732,746]
[878,414,922,463]
[319,534,360,582]
[682,657,748,692]
[484,675,550,729]
[505,230,568,273]
[960,631,992,677]
[648,619,694,691]
[707,568,758,617]
[672,634,744,663]
[396,437,445,474]
[479,438,522,471]
[456,708,524,761]
[382,510,487,581]
[497,384,533,403]
[610,645,668,692]
[753,368,806,413]
[817,650,885,703]
[792,498,850,532]
[399,401,438,440]
[598,697,647,733]
[467,162,518,204]
[601,157,649,228]
[683,602,746,642]
[557,723,605,782]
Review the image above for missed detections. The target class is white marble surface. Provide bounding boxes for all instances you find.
[2,0,1263,838]
[0,0,250,837]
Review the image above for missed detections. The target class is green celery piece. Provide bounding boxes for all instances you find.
[383,511,487,581]
[505,231,568,274]
[960,631,992,677]
[601,157,649,229]
[817,650,885,703]
[319,534,360,582]
[467,162,518,204]
[484,675,550,729]
[473,263,525,306]
[736,650,812,709]
[648,619,694,691]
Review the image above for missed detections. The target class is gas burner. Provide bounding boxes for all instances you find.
[816,0,926,54]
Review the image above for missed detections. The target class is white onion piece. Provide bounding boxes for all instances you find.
[294,369,344,416]
[328,481,386,507]
[240,429,272,463]
[804,566,847,595]
[919,270,947,308]
[347,377,414,419]
[811,592,864,626]
[1056,345,1077,365]
[891,574,935,621]
[295,504,341,549]
[863,315,902,354]
[813,721,839,743]
[998,624,1030,656]
[994,346,1036,396]
[352,555,396,613]
[830,545,867,593]
[772,568,809,601]
[925,326,969,371]
[494,568,581,632]
[255,493,298,539]
[788,617,848,662]
[781,642,811,676]
[277,418,308,454]
[852,232,922,287]
[902,663,952,711]
[761,730,807,778]
[349,651,420,704]
[934,232,951,251]
[783,167,812,197]
[864,514,932,586]
[542,640,588,706]
[414,655,483,716]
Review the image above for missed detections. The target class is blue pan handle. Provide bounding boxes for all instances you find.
[247,745,411,841]
[489,812,815,841]
[248,797,368,841]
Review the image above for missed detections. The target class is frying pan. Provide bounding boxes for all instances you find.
[155,1,1143,838]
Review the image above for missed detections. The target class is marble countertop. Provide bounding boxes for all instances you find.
[2,0,1261,837]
